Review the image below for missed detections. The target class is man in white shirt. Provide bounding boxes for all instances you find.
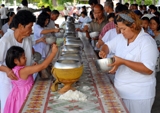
[0,4,8,26]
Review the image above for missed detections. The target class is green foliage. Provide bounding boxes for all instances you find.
[37,0,53,9]
[124,0,158,5]
[54,5,64,11]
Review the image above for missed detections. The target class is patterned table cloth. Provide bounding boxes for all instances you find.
[20,33,129,113]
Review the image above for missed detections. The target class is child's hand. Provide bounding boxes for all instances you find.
[51,43,58,54]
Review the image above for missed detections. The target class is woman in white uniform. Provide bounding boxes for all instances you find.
[99,10,159,113]
[33,12,59,59]
[0,10,36,113]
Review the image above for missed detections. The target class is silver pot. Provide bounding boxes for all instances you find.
[65,30,76,36]
[61,45,82,53]
[65,26,75,31]
[54,60,82,69]
[61,53,81,57]
[58,55,81,62]
[65,36,81,41]
[64,40,83,48]
[66,16,75,23]
[64,32,76,37]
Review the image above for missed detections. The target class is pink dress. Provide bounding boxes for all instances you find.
[4,66,34,113]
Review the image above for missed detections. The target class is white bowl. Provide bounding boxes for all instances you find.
[89,32,99,38]
[96,58,114,72]
[45,36,56,44]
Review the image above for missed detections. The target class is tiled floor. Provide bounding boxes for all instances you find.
[151,72,160,113]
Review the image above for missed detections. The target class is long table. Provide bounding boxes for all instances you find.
[20,32,129,113]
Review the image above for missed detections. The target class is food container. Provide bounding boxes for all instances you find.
[96,57,115,72]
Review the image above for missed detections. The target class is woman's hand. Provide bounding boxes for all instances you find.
[108,56,124,74]
[7,69,18,80]
[99,50,107,58]
[96,39,104,48]
[54,29,60,33]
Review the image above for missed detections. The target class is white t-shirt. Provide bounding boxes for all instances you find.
[102,28,117,58]
[2,23,9,33]
[63,9,69,16]
[78,16,91,28]
[105,29,159,99]
[33,24,50,59]
[0,29,33,84]
[0,7,7,19]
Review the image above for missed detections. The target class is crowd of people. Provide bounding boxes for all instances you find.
[0,0,160,113]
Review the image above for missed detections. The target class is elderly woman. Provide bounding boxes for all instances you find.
[99,10,159,113]
[33,12,59,59]
[0,10,36,113]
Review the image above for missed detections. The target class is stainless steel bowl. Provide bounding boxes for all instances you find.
[58,55,81,61]
[65,36,81,41]
[61,45,82,53]
[66,16,75,23]
[65,23,75,31]
[96,57,115,72]
[54,60,82,69]
[65,40,83,48]
[45,36,56,44]
[64,32,76,37]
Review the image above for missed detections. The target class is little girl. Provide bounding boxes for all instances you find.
[3,44,57,113]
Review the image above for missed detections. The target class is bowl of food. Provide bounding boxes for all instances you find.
[96,57,115,72]
[89,32,99,38]
[45,36,57,44]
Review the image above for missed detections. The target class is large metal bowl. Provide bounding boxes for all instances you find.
[54,60,82,69]
[58,55,81,61]
[65,23,75,31]
[65,36,81,41]
[96,58,115,72]
[64,32,76,37]
[64,40,83,48]
[66,16,75,23]
[61,45,82,54]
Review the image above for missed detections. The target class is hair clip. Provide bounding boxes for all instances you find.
[119,13,134,23]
